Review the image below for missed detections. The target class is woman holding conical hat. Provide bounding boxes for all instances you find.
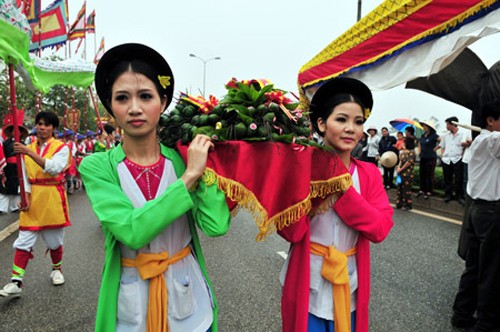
[79,43,231,332]
[278,78,393,332]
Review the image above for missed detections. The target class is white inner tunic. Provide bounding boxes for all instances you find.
[116,159,213,332]
[280,166,361,321]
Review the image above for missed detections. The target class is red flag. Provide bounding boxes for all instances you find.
[94,37,105,64]
[86,10,95,33]
[68,1,86,40]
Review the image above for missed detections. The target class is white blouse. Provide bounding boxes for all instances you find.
[116,159,213,332]
[280,166,361,321]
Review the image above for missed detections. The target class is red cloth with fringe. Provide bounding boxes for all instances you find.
[176,141,352,240]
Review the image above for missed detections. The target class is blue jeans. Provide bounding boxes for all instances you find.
[308,311,356,332]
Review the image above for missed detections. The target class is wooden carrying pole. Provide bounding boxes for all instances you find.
[8,64,28,209]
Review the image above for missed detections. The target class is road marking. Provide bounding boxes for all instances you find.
[277,251,288,260]
[391,204,462,225]
[0,220,19,242]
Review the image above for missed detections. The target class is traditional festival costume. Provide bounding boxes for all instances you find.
[1,137,70,291]
[84,137,94,154]
[278,159,393,332]
[80,143,231,332]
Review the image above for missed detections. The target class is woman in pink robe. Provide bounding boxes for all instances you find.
[279,78,393,332]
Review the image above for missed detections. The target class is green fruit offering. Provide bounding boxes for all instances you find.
[212,105,224,115]
[268,102,280,112]
[257,126,268,138]
[174,104,185,111]
[199,114,209,126]
[208,113,219,124]
[169,109,180,117]
[158,115,170,126]
[263,112,275,122]
[170,115,183,124]
[182,106,195,117]
[234,123,247,139]
[247,106,256,117]
[256,104,268,114]
[158,80,319,148]
[181,123,192,131]
[191,115,200,126]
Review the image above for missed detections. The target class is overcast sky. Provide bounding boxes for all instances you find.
[51,0,499,134]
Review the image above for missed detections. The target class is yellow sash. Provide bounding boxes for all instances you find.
[121,246,191,332]
[310,242,357,332]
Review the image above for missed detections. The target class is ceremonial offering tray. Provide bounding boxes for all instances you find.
[161,79,352,240]
[159,78,319,147]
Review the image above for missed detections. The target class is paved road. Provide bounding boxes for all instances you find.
[0,190,467,331]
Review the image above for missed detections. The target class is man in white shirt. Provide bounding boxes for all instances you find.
[438,116,466,203]
[451,100,500,331]
[363,126,380,165]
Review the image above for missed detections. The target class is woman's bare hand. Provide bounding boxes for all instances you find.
[181,134,214,189]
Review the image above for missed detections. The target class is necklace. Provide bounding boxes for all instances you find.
[124,157,164,200]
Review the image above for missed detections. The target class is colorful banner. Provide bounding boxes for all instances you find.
[29,0,68,52]
[0,0,33,67]
[298,0,500,94]
[93,36,104,64]
[68,1,85,40]
[86,9,95,33]
[15,0,38,21]
[2,0,95,92]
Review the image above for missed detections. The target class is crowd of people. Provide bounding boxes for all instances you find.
[0,42,498,332]
[350,116,476,211]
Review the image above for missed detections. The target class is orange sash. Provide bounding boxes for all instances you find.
[121,246,191,332]
[310,242,357,332]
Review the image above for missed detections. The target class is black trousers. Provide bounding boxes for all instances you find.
[442,160,464,199]
[419,157,436,194]
[457,194,473,260]
[382,166,395,187]
[365,156,378,166]
[453,199,500,331]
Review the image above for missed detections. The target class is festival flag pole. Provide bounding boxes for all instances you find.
[65,0,70,60]
[83,7,87,61]
[7,65,28,209]
[87,87,104,133]
[36,0,42,112]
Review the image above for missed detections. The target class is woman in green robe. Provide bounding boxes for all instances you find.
[80,43,231,332]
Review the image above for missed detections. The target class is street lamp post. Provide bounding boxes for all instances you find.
[189,53,221,97]
[357,0,362,21]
